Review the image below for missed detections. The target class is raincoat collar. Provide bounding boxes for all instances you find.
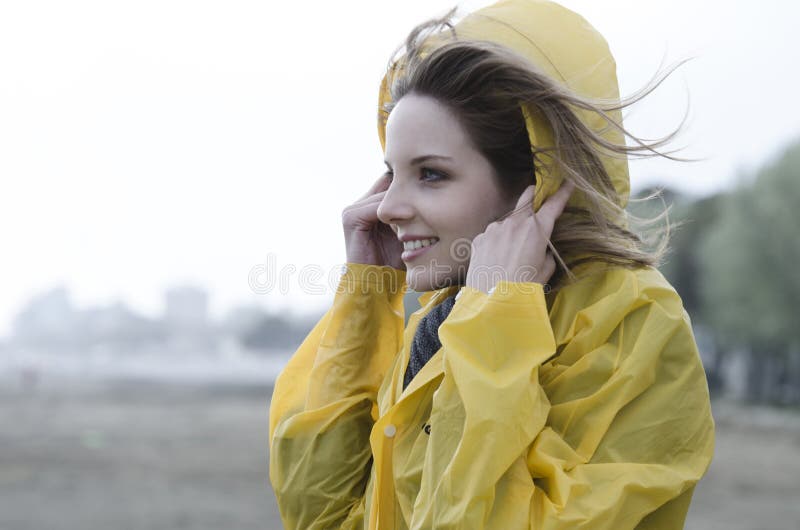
[416,284,459,308]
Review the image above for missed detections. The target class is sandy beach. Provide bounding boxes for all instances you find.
[1,376,798,530]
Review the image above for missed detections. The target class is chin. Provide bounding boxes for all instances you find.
[407,267,464,293]
[406,274,431,293]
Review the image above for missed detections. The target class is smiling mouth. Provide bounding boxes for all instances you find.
[401,239,439,261]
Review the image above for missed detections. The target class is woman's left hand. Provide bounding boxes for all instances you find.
[465,180,575,294]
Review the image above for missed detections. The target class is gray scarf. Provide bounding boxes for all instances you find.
[403,294,458,391]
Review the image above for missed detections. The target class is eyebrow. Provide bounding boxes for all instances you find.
[384,154,453,168]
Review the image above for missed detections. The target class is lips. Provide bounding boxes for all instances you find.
[398,234,438,242]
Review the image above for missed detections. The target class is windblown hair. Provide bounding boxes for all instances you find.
[382,8,688,291]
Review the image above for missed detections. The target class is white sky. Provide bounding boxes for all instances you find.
[1,0,798,338]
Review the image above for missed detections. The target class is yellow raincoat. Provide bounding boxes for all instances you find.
[269,1,715,528]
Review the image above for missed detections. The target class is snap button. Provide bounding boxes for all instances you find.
[488,285,496,295]
[340,264,349,275]
[384,424,397,438]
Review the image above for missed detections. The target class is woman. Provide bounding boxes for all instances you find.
[269,1,715,528]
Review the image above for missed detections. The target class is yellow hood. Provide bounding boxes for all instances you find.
[377,0,630,213]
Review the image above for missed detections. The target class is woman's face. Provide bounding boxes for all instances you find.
[378,93,518,292]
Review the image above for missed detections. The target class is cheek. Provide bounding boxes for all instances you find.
[430,184,501,239]
[445,236,473,265]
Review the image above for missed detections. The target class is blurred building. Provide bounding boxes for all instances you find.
[162,286,218,354]
[12,287,83,352]
[11,286,164,354]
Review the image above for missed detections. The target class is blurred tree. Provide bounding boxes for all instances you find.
[698,140,800,404]
[657,193,724,318]
[240,311,322,352]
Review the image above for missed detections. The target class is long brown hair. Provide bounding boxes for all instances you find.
[381,8,689,291]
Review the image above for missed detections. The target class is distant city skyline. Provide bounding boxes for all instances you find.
[6,282,312,354]
[2,0,799,338]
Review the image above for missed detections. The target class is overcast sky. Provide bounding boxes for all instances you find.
[1,0,798,338]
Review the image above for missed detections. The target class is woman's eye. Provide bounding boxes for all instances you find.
[420,168,445,182]
[382,168,445,183]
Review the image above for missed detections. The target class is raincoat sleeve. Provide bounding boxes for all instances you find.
[268,262,406,529]
[410,269,715,529]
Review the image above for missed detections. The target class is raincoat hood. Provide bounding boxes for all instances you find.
[377,0,630,214]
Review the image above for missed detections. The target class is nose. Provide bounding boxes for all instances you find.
[376,179,415,227]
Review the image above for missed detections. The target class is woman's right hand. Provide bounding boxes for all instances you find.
[342,173,406,270]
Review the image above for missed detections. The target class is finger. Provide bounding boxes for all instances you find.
[357,173,392,201]
[505,184,536,220]
[536,180,575,235]
[346,198,384,223]
[349,189,387,208]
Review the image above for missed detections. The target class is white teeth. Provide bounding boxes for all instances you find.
[403,238,438,251]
